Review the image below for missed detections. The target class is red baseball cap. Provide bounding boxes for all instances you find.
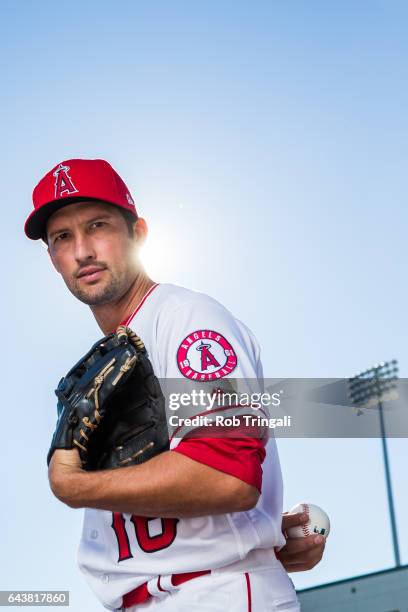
[25,158,137,240]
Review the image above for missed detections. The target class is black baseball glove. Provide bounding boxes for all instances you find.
[47,325,169,470]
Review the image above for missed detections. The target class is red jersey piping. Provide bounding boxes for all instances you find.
[245,573,252,612]
[122,283,160,327]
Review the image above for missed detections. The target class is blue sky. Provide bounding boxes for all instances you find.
[2,1,408,609]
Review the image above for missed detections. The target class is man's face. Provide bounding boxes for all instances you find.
[46,201,139,305]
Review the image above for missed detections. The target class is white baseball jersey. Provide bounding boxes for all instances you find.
[77,283,286,610]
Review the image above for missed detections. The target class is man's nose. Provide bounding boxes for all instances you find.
[74,233,96,262]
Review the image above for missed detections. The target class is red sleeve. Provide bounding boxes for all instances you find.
[172,436,266,493]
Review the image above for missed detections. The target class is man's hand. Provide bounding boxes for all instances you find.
[48,449,83,506]
[276,511,326,572]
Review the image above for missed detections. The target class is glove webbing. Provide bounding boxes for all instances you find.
[115,327,155,465]
[73,326,144,461]
[117,441,155,465]
[116,325,146,353]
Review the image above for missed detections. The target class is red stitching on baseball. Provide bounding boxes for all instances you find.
[302,504,310,537]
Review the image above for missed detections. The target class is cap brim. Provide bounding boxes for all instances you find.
[24,197,137,240]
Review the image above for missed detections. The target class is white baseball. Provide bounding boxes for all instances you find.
[286,502,330,539]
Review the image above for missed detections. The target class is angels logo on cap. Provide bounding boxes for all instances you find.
[24,158,138,240]
[177,330,238,380]
[53,163,78,198]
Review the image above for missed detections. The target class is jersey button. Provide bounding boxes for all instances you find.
[101,574,110,583]
[90,530,98,539]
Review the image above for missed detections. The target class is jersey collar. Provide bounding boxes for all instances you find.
[121,283,160,327]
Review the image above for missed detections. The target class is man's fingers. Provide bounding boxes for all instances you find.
[282,512,308,530]
[286,562,316,573]
[277,526,327,573]
[280,543,324,563]
[278,546,325,571]
[281,534,325,554]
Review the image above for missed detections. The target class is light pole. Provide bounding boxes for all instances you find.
[348,360,400,567]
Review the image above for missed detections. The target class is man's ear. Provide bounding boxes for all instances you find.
[133,217,148,245]
[47,247,61,273]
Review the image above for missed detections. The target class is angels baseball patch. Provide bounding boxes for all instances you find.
[177,329,238,380]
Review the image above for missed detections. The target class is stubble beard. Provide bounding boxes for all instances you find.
[68,270,130,306]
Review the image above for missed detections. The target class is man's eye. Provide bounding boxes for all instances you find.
[90,221,105,230]
[54,232,68,243]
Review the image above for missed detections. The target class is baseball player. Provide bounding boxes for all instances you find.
[25,159,325,611]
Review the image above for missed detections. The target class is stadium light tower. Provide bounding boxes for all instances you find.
[348,360,400,567]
